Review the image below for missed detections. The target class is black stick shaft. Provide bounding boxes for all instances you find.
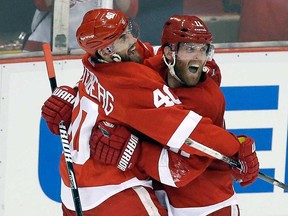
[42,43,83,216]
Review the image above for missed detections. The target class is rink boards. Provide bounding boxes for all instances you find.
[0,49,287,215]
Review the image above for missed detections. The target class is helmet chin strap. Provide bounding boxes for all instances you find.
[162,52,184,84]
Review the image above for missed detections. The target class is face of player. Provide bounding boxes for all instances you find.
[110,29,142,63]
[174,42,209,86]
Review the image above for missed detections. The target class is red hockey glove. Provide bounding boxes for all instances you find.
[41,86,76,135]
[90,121,141,171]
[205,59,221,86]
[232,135,260,187]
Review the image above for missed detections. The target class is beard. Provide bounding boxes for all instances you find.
[174,59,204,87]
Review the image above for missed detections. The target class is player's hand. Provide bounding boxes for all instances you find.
[90,121,141,171]
[232,135,259,186]
[205,59,221,86]
[41,85,76,135]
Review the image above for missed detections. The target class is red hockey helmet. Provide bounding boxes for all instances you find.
[76,9,128,56]
[161,15,213,50]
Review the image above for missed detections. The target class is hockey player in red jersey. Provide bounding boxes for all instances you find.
[41,9,258,215]
[88,15,260,215]
[43,9,166,216]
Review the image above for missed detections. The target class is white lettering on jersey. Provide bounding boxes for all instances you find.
[69,96,99,164]
[82,67,114,115]
[153,85,181,108]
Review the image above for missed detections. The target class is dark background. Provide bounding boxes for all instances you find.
[135,0,183,45]
[0,0,36,43]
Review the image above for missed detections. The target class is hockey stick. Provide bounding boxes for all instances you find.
[185,138,288,191]
[42,43,83,216]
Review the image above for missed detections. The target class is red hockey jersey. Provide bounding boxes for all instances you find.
[138,53,240,215]
[60,53,240,211]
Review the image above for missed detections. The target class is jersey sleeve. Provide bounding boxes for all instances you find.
[205,59,222,86]
[135,140,213,188]
[135,39,155,62]
[79,59,240,165]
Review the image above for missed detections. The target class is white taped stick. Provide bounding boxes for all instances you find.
[185,138,288,190]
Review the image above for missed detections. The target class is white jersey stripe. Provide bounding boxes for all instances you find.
[168,193,238,216]
[61,178,153,211]
[158,148,177,187]
[133,186,161,216]
[167,111,202,149]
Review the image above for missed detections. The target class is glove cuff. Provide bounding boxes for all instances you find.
[117,134,140,171]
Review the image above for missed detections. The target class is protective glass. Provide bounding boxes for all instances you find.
[178,43,214,61]
[102,26,137,55]
[179,43,209,54]
[127,17,140,38]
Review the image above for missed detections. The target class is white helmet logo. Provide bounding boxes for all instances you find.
[80,35,94,41]
[194,21,203,27]
[106,12,116,20]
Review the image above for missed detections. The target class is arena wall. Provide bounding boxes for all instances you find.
[0,49,287,215]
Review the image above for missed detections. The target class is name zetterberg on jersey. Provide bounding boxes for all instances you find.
[82,67,114,115]
[117,134,139,171]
